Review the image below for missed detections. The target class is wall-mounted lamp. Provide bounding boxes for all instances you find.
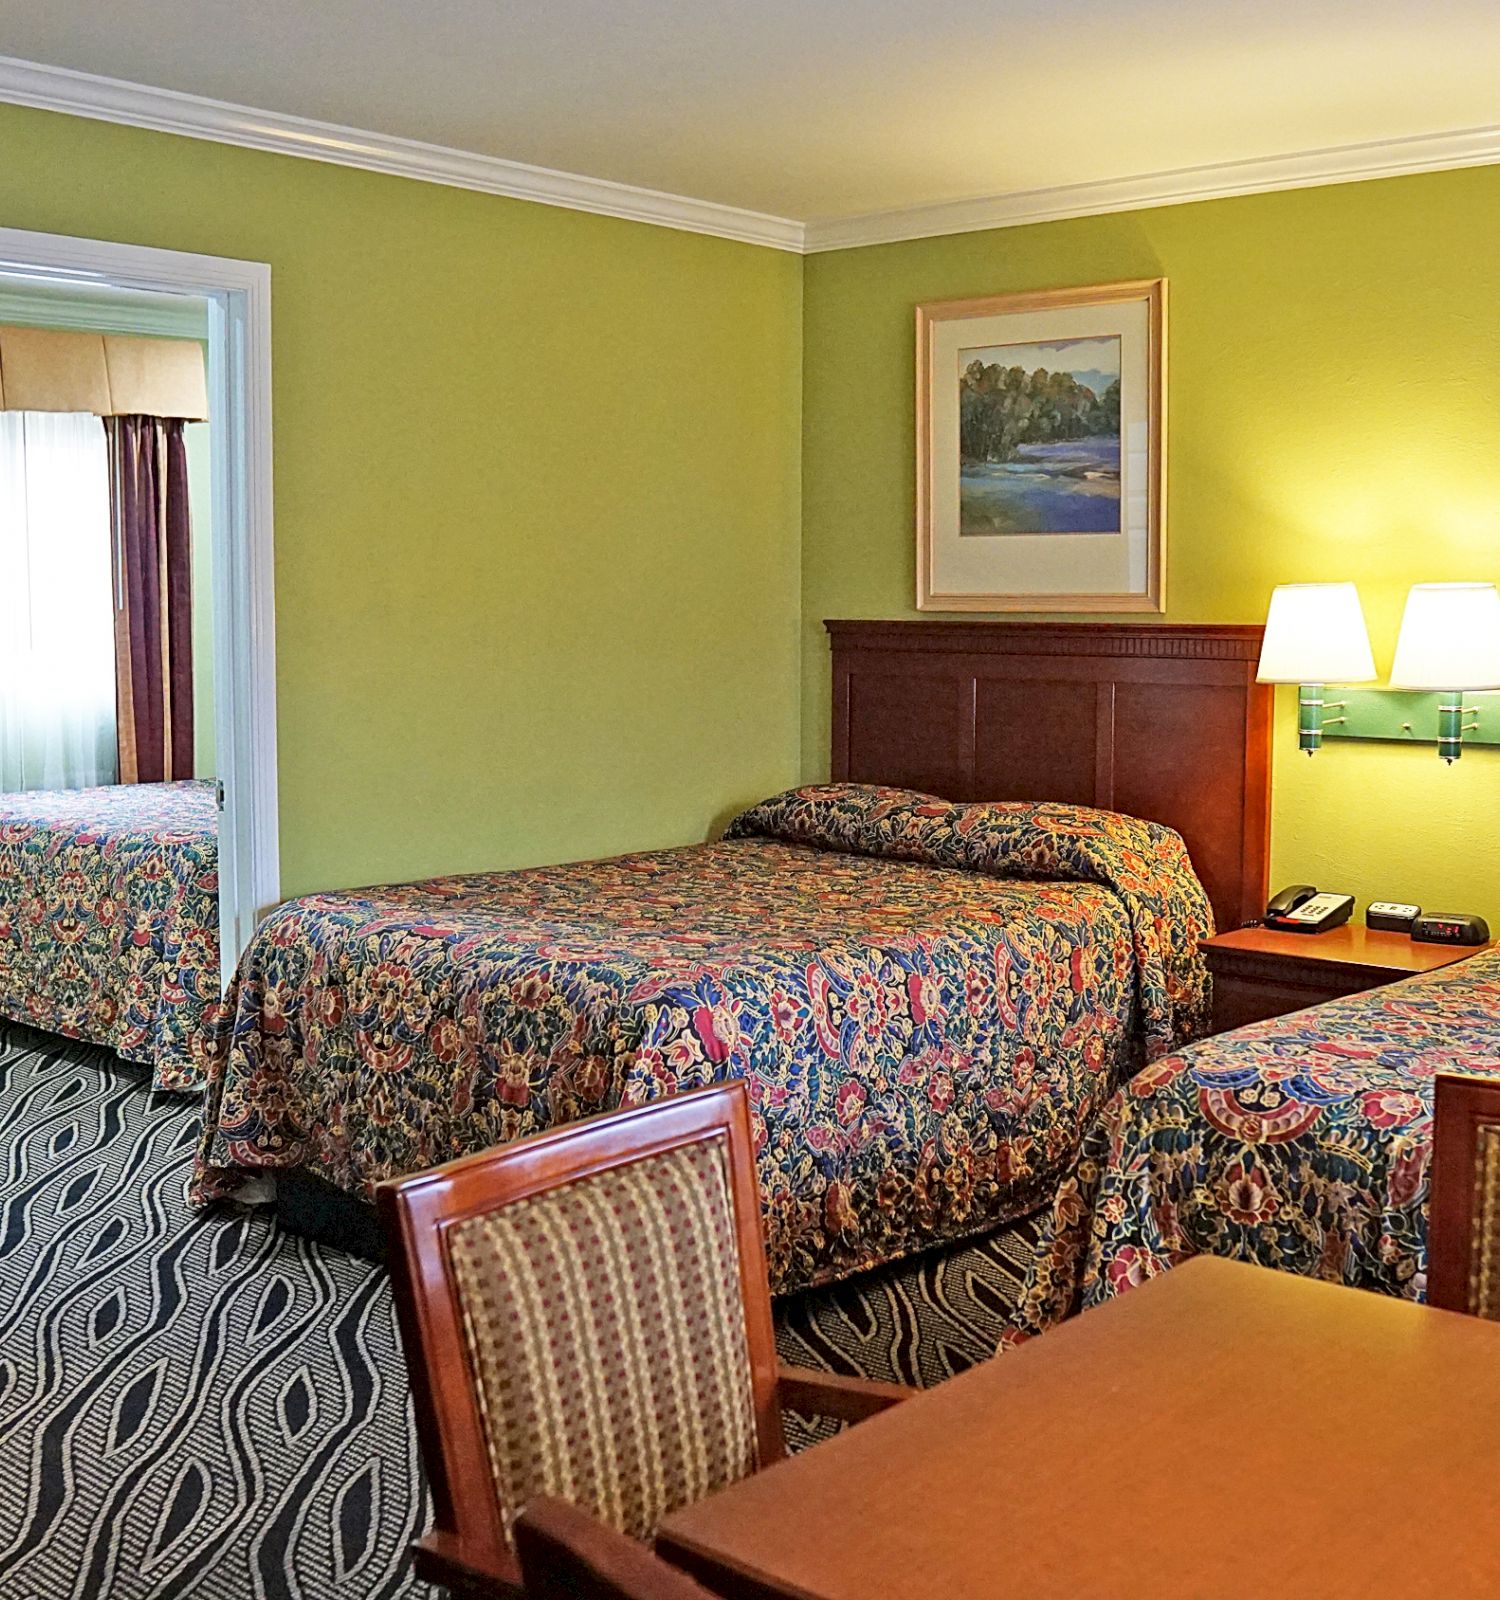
[1389,582,1500,762]
[1256,582,1377,754]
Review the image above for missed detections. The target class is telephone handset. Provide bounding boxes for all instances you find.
[1264,884,1356,934]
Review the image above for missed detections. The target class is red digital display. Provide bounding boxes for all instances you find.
[1412,913,1489,946]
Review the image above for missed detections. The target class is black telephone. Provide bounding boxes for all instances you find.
[1265,884,1356,934]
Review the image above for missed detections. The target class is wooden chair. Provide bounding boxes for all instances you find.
[513,1497,716,1600]
[1429,1072,1500,1318]
[377,1081,912,1596]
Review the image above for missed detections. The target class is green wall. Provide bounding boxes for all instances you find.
[802,168,1500,923]
[9,94,1500,924]
[1,103,803,897]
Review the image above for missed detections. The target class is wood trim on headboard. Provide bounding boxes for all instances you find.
[827,620,1273,934]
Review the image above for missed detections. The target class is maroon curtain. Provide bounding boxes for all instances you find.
[106,416,195,784]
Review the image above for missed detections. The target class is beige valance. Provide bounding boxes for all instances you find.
[0,325,208,420]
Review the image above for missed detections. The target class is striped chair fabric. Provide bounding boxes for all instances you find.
[446,1133,759,1542]
[1466,1123,1500,1318]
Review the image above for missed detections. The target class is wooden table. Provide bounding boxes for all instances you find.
[1201,922,1489,1034]
[658,1258,1500,1599]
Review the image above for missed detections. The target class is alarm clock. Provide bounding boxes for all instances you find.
[1411,913,1490,946]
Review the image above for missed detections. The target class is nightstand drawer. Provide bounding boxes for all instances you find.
[1199,922,1489,1037]
[1208,968,1384,1033]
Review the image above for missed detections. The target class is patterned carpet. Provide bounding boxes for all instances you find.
[0,1022,1040,1599]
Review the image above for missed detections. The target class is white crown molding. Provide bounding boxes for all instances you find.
[0,55,806,254]
[803,124,1500,252]
[6,54,1500,258]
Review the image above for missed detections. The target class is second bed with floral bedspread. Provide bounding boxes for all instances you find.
[1014,948,1500,1334]
[195,784,1212,1293]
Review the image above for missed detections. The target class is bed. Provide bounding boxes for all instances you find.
[1013,950,1500,1334]
[0,780,220,1090]
[194,621,1274,1294]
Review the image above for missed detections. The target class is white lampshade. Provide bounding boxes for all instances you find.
[1256,583,1377,685]
[1389,582,1500,690]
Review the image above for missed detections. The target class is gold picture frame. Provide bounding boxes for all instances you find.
[916,278,1166,612]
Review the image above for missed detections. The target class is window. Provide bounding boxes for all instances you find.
[0,411,117,791]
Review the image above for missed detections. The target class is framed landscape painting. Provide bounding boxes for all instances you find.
[916,278,1165,611]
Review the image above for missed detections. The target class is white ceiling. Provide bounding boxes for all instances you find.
[5,0,1500,223]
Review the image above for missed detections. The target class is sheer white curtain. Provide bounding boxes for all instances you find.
[0,412,118,792]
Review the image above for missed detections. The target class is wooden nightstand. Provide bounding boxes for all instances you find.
[1200,923,1492,1035]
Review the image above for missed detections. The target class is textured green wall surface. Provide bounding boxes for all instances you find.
[11,94,1500,922]
[1,103,803,897]
[802,168,1500,921]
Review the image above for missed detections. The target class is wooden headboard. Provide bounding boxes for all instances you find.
[828,620,1273,934]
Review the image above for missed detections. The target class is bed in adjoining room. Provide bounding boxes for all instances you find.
[1013,949,1500,1335]
[1,329,219,1093]
[193,621,1274,1294]
[0,780,221,1090]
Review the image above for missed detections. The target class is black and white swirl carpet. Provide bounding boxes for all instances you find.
[0,1023,1038,1599]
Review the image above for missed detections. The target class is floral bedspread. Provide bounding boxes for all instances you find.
[1015,948,1500,1334]
[0,781,220,1090]
[195,784,1211,1293]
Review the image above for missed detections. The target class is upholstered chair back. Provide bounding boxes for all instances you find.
[378,1082,789,1595]
[1466,1126,1500,1318]
[1429,1074,1500,1319]
[446,1134,760,1540]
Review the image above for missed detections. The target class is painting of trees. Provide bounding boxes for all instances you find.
[959,360,1120,466]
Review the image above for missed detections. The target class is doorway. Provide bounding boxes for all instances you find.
[0,226,277,982]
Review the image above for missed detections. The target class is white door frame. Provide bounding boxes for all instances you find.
[0,226,278,980]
